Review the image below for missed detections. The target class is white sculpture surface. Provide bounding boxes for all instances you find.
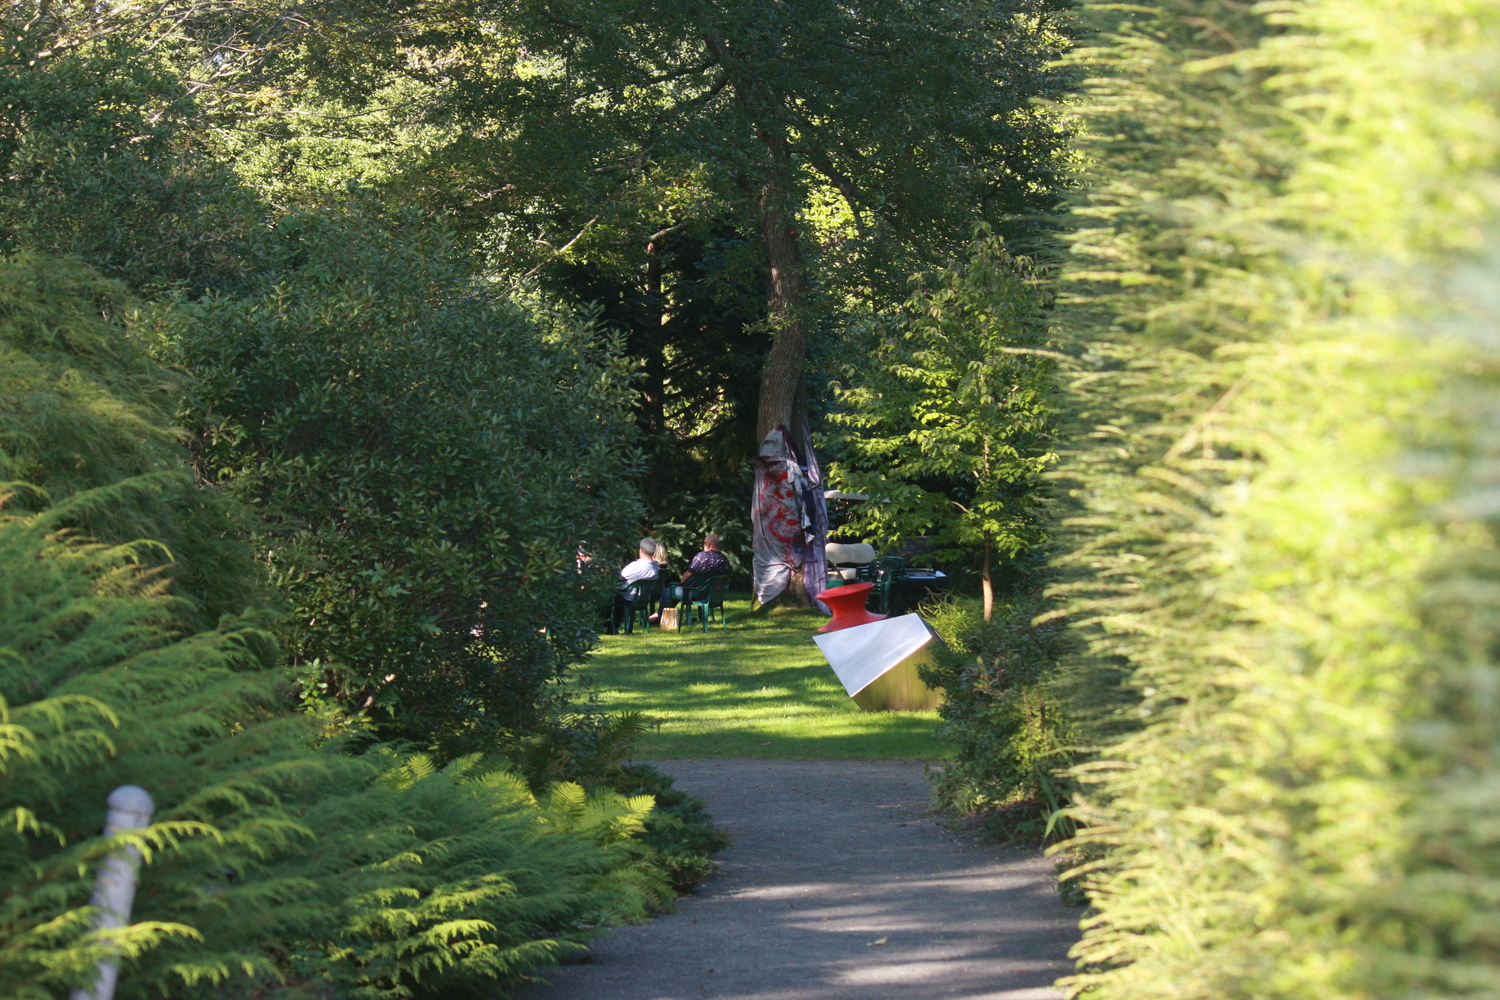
[814,613,943,711]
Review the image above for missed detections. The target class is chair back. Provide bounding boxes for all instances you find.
[622,577,661,604]
[685,574,725,604]
[868,557,905,615]
[825,542,877,567]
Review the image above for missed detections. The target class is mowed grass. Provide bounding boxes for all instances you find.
[580,595,948,760]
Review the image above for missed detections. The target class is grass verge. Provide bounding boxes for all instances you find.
[580,598,947,761]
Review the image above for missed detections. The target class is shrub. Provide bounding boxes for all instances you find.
[0,249,691,1000]
[160,209,644,756]
[0,513,671,999]
[246,753,670,1000]
[0,496,317,1000]
[0,24,262,293]
[613,765,730,894]
[1047,2,1500,998]
[920,596,1072,841]
[826,238,1054,620]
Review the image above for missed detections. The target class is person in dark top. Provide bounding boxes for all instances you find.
[655,534,728,618]
[683,534,729,581]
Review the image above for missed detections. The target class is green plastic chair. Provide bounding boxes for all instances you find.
[680,575,728,632]
[867,556,906,616]
[620,578,662,634]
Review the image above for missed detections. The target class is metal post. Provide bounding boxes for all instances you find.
[70,786,155,1000]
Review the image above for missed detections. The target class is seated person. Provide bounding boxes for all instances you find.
[659,534,729,613]
[683,534,729,581]
[602,538,660,634]
[620,537,660,585]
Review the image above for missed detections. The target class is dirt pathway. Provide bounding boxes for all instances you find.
[516,759,1078,1000]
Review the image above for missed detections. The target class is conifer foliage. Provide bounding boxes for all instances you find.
[1050,2,1500,997]
[826,237,1054,620]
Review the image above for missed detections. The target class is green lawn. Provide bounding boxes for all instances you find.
[581,596,949,760]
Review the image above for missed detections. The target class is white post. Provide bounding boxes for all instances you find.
[70,786,155,1000]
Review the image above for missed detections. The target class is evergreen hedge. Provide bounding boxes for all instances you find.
[1049,1,1500,997]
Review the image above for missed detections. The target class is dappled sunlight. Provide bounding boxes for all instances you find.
[685,682,739,695]
[583,597,945,759]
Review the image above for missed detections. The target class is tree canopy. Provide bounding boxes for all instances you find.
[826,237,1053,620]
[146,0,1073,591]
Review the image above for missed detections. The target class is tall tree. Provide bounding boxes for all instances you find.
[47,0,1074,600]
[432,0,1073,600]
[826,237,1054,621]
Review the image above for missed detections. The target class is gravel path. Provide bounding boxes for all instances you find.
[515,759,1079,1000]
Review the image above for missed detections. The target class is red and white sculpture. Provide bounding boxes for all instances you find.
[813,586,943,712]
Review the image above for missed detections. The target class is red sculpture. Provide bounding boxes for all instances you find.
[815,582,887,633]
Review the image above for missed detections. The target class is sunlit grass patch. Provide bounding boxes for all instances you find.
[579,598,947,760]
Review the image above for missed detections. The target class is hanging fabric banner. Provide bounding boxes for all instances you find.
[751,425,830,611]
[800,424,830,614]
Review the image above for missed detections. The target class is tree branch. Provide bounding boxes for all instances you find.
[520,215,600,279]
[814,37,890,57]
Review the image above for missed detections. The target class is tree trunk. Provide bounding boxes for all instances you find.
[754,132,810,446]
[981,532,995,623]
[702,32,815,608]
[754,129,815,608]
[642,242,667,437]
[981,442,995,621]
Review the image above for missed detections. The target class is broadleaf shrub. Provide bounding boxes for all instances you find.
[920,596,1072,840]
[160,209,644,756]
[0,25,263,293]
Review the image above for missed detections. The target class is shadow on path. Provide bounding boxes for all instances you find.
[516,759,1078,1000]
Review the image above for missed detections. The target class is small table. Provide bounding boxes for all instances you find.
[815,582,886,633]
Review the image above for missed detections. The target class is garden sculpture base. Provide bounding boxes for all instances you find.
[815,581,885,632]
[813,613,944,712]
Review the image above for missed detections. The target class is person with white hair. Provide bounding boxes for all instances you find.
[620,538,661,584]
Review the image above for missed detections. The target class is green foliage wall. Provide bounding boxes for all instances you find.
[162,209,643,755]
[1049,1,1500,998]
